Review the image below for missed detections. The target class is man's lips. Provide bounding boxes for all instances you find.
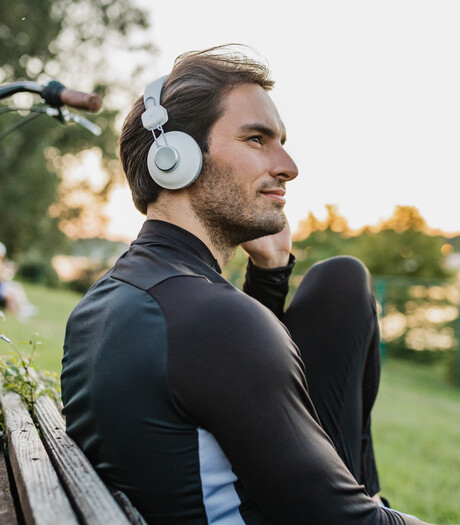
[260,188,286,203]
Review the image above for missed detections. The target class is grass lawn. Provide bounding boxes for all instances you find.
[374,358,460,524]
[0,281,82,372]
[1,282,459,523]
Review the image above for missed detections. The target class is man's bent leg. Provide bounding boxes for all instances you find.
[282,256,381,496]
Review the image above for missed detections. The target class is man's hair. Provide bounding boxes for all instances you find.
[119,45,274,214]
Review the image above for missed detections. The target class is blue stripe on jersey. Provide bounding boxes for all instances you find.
[198,428,245,524]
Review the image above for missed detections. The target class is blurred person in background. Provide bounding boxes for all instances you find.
[0,242,38,321]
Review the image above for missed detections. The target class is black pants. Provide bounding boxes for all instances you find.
[282,256,381,497]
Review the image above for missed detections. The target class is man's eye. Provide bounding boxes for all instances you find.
[249,135,263,145]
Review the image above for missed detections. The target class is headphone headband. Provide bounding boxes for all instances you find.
[142,75,169,132]
[143,75,168,109]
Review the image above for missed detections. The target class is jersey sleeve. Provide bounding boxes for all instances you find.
[153,277,431,525]
[242,253,295,318]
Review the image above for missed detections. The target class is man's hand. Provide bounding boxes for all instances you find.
[241,223,292,269]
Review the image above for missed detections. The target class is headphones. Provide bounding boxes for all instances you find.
[141,75,203,190]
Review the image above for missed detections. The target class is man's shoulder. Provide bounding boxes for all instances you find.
[161,274,305,418]
[152,273,261,314]
[151,273,290,350]
[66,268,160,331]
[68,251,245,330]
[110,242,221,292]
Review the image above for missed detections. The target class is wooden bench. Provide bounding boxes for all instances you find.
[0,391,147,525]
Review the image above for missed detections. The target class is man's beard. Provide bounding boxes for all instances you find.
[189,154,287,252]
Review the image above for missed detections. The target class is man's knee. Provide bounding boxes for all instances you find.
[311,256,370,286]
[300,256,374,307]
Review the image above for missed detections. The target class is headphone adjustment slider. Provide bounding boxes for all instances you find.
[142,105,169,131]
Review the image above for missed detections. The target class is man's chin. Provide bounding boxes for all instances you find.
[236,214,286,243]
[265,209,287,231]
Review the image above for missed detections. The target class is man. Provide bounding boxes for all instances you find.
[62,47,431,524]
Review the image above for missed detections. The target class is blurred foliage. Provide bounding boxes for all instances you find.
[0,327,60,417]
[62,237,128,292]
[292,205,452,280]
[375,279,459,362]
[299,206,459,363]
[293,206,459,361]
[0,0,154,268]
[17,251,61,287]
[225,205,460,365]
[65,261,108,293]
[223,246,248,289]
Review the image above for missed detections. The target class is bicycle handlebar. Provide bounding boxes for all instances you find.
[0,80,102,113]
[60,88,102,112]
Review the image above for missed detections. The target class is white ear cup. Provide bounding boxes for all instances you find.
[147,131,203,190]
[142,75,203,190]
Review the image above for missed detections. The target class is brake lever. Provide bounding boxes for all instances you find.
[0,105,102,138]
[68,113,101,136]
[49,107,101,136]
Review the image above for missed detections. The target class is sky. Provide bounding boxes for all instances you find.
[105,0,460,241]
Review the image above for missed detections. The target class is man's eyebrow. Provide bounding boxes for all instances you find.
[239,123,287,145]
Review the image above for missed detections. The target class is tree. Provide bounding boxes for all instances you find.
[0,0,154,268]
[292,205,451,280]
[378,205,427,233]
[295,204,350,240]
[354,206,450,279]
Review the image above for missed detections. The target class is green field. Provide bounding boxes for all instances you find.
[0,281,82,372]
[1,283,459,523]
[374,359,460,524]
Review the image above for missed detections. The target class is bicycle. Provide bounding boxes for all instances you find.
[0,79,102,140]
[0,79,103,317]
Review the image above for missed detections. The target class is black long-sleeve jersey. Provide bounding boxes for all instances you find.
[61,220,428,525]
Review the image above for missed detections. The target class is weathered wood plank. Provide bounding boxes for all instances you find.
[0,438,18,525]
[0,391,78,525]
[35,396,132,525]
[110,488,148,525]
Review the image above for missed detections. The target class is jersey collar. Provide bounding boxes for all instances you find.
[133,220,222,274]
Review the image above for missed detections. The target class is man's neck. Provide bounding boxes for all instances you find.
[146,195,235,268]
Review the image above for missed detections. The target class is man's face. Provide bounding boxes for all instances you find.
[189,83,298,248]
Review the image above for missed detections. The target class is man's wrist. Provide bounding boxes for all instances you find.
[248,253,295,271]
[249,252,291,269]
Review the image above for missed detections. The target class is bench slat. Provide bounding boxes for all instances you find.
[1,392,79,525]
[34,396,134,525]
[0,440,18,525]
[110,488,149,525]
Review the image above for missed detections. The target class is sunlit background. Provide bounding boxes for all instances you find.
[4,0,460,366]
[1,3,460,522]
[105,0,460,242]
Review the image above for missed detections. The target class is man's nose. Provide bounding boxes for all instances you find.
[270,147,299,181]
